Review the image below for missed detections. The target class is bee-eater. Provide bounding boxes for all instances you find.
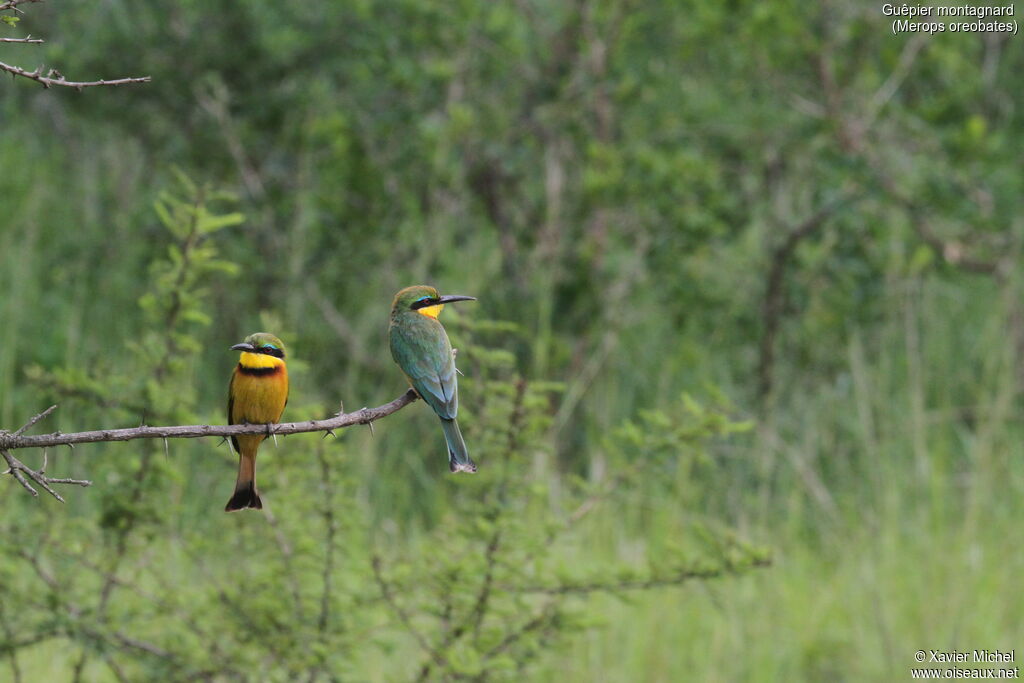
[389,285,477,473]
[225,332,289,511]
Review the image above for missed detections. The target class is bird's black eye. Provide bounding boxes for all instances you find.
[412,295,436,310]
[260,344,284,358]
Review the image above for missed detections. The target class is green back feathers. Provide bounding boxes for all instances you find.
[388,294,458,420]
[387,285,477,472]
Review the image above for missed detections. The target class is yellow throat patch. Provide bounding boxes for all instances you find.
[239,351,285,369]
[417,303,445,319]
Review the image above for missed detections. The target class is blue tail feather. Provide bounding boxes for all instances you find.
[440,418,476,473]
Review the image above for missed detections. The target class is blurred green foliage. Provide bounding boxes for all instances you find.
[1,184,761,680]
[1,0,1022,680]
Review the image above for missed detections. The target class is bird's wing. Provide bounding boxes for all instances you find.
[390,319,458,420]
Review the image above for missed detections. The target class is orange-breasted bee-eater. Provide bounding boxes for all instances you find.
[389,285,477,473]
[225,332,289,511]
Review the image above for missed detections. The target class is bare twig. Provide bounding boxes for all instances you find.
[0,390,418,451]
[1,1,150,89]
[0,0,42,13]
[13,404,56,436]
[1,448,91,501]
[0,390,419,499]
[0,61,151,90]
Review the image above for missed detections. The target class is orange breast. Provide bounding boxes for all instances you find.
[231,366,289,425]
[230,365,289,457]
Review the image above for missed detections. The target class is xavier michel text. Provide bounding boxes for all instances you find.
[922,650,1016,664]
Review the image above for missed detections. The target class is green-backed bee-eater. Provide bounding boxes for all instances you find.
[225,332,289,512]
[389,285,477,473]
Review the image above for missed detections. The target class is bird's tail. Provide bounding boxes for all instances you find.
[225,447,263,512]
[441,417,477,473]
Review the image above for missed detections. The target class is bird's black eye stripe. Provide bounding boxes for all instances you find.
[411,297,439,310]
[260,345,285,358]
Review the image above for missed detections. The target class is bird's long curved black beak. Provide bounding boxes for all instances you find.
[230,342,256,352]
[438,295,477,304]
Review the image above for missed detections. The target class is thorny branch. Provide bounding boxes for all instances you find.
[1,447,90,502]
[1,0,150,89]
[0,0,42,13]
[0,64,148,90]
[0,390,419,500]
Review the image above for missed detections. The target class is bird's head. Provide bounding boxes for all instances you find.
[230,332,287,360]
[392,285,476,319]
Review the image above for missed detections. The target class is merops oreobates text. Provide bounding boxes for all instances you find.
[388,286,477,472]
[225,332,289,511]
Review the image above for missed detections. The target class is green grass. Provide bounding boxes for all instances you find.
[16,491,1022,682]
[9,275,1024,681]
[547,281,1024,682]
[542,475,1023,682]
